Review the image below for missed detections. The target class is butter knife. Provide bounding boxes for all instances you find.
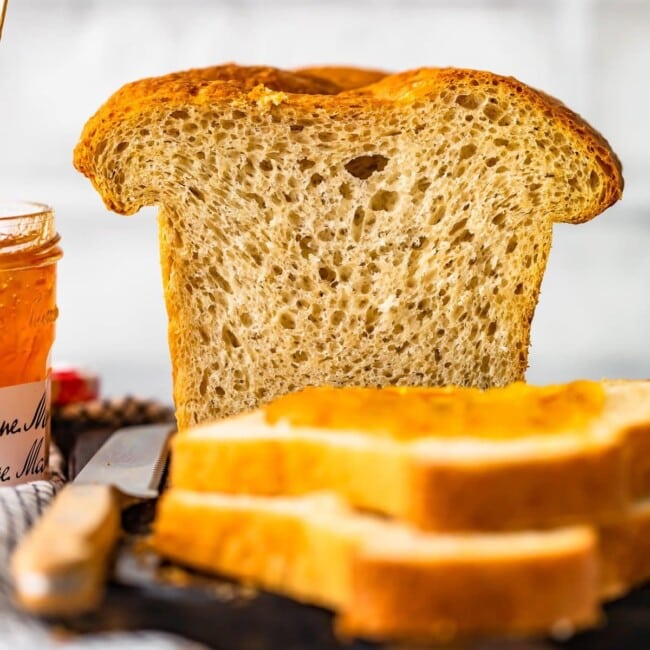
[11,423,174,617]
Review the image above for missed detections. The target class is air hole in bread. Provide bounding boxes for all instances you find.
[331,310,345,326]
[483,104,502,122]
[339,266,352,282]
[115,141,128,153]
[449,218,468,236]
[222,326,241,348]
[308,304,322,324]
[365,306,380,331]
[279,313,296,329]
[198,370,209,397]
[298,235,317,259]
[246,193,265,209]
[455,94,480,110]
[310,173,324,186]
[208,267,233,293]
[318,228,334,242]
[319,266,336,283]
[589,170,600,190]
[298,275,312,291]
[459,144,477,160]
[358,280,372,294]
[344,154,389,180]
[292,350,308,362]
[339,182,352,198]
[198,326,210,344]
[370,190,398,212]
[411,178,431,195]
[189,187,205,201]
[352,207,365,242]
[452,229,474,246]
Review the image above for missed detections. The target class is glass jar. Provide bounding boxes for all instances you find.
[0,202,62,485]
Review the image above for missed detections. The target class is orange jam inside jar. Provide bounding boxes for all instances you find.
[0,202,62,485]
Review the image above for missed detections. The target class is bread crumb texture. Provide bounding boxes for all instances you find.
[74,64,623,429]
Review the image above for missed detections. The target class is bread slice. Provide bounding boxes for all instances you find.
[153,490,599,642]
[169,380,650,531]
[599,498,650,599]
[73,64,623,429]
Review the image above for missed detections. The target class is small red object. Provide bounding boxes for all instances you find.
[51,366,100,406]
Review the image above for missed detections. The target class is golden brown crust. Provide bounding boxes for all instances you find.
[74,63,623,223]
[297,65,388,91]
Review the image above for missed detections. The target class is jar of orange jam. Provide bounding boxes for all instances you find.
[0,202,61,485]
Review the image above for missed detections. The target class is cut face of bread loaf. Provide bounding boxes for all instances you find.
[153,490,599,642]
[74,65,623,429]
[169,380,650,531]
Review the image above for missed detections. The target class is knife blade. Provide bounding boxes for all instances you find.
[10,423,174,617]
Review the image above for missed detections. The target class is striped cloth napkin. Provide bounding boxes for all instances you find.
[0,447,200,649]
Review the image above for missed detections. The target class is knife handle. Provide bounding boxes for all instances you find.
[10,483,121,616]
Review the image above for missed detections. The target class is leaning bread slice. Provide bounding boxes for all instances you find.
[74,64,623,430]
[169,381,650,531]
[153,490,598,642]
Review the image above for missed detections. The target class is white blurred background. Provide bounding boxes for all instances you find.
[0,0,648,403]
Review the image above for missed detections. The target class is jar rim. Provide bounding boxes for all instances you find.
[0,201,53,221]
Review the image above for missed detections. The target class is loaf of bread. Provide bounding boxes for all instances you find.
[154,491,600,642]
[168,380,650,531]
[73,64,623,429]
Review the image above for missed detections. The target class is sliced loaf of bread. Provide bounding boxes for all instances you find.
[169,380,650,530]
[74,65,623,429]
[153,490,599,642]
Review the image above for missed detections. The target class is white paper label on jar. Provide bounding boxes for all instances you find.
[0,380,50,486]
